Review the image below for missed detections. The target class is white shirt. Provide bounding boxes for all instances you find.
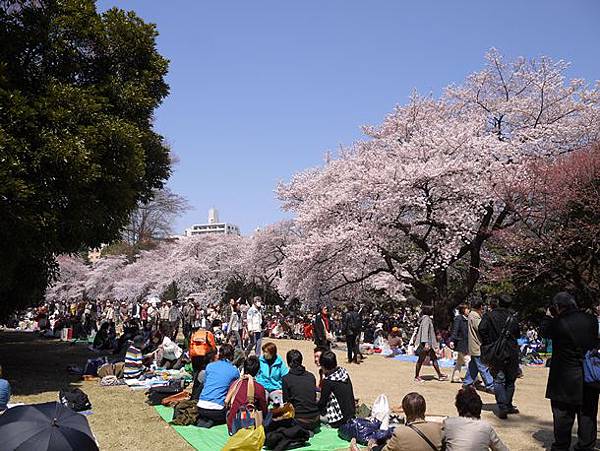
[246,305,262,332]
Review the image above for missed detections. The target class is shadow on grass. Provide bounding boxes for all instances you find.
[0,330,110,397]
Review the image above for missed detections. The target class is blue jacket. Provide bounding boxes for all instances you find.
[256,354,289,392]
[199,360,240,406]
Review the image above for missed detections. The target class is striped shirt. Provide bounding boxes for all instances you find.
[124,345,144,379]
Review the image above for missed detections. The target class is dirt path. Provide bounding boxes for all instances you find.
[0,332,566,450]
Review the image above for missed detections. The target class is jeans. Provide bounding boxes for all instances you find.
[463,356,494,388]
[493,369,516,412]
[551,386,599,451]
[249,331,262,355]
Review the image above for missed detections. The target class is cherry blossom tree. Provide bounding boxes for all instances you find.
[277,50,600,325]
[45,255,89,303]
[488,142,600,306]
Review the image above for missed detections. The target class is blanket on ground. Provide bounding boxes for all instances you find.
[154,405,361,450]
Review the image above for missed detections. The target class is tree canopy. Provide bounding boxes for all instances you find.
[0,0,171,318]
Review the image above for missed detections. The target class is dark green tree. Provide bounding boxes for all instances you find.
[0,0,171,318]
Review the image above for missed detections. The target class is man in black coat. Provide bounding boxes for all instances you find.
[342,303,361,364]
[540,292,599,451]
[448,303,470,383]
[479,294,520,419]
[282,349,320,431]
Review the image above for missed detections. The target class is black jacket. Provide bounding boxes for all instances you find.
[478,307,520,376]
[313,314,330,347]
[342,311,361,336]
[318,367,355,428]
[449,315,469,354]
[282,366,319,418]
[540,309,598,405]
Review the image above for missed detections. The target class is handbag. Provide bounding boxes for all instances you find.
[222,425,266,451]
[481,313,516,368]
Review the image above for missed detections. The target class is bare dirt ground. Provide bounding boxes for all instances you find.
[0,332,580,450]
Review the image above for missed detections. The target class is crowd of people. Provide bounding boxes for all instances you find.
[2,290,600,450]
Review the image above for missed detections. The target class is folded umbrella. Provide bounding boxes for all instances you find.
[0,401,99,451]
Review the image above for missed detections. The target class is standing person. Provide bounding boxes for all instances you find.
[0,365,11,414]
[182,299,196,347]
[140,302,149,329]
[313,305,332,351]
[479,294,520,419]
[540,292,599,450]
[463,300,494,392]
[168,300,181,341]
[159,301,170,338]
[246,297,263,355]
[448,304,470,383]
[414,306,447,382]
[342,303,362,364]
[283,349,320,431]
[228,299,242,350]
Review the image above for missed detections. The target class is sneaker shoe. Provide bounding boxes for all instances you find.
[414,377,425,383]
[438,374,449,381]
[497,410,508,420]
[507,406,520,414]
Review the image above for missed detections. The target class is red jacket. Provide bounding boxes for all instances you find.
[226,378,268,433]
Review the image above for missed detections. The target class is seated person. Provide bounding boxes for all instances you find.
[157,336,184,369]
[443,387,508,451]
[92,322,111,350]
[256,342,289,404]
[0,365,10,414]
[313,346,327,389]
[282,349,320,431]
[196,344,240,428]
[376,392,442,451]
[124,335,146,379]
[318,350,355,428]
[386,327,404,357]
[225,356,268,434]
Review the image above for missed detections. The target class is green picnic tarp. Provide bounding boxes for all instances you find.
[154,405,358,450]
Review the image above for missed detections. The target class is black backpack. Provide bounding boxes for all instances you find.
[347,312,362,334]
[59,388,92,412]
[481,313,517,368]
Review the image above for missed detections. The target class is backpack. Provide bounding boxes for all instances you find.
[481,313,517,368]
[171,399,199,426]
[59,388,92,412]
[225,375,264,435]
[189,329,216,358]
[348,312,362,334]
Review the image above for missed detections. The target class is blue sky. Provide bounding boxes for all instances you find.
[97,1,600,235]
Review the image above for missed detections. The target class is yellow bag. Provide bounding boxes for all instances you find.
[222,425,265,451]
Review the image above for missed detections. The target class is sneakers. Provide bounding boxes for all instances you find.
[506,406,520,414]
[438,374,449,381]
[497,410,508,420]
[414,377,425,383]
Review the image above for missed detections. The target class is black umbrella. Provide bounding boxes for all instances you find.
[0,401,99,451]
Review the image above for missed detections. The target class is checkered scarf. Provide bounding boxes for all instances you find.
[324,367,350,424]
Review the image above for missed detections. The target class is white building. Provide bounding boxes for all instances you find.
[184,208,241,236]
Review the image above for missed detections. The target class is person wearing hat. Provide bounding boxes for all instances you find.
[478,294,520,419]
[387,327,404,357]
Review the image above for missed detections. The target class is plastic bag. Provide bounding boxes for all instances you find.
[371,394,390,430]
[338,418,394,446]
[222,425,266,451]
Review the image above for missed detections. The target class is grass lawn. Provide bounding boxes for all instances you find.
[1,331,562,450]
